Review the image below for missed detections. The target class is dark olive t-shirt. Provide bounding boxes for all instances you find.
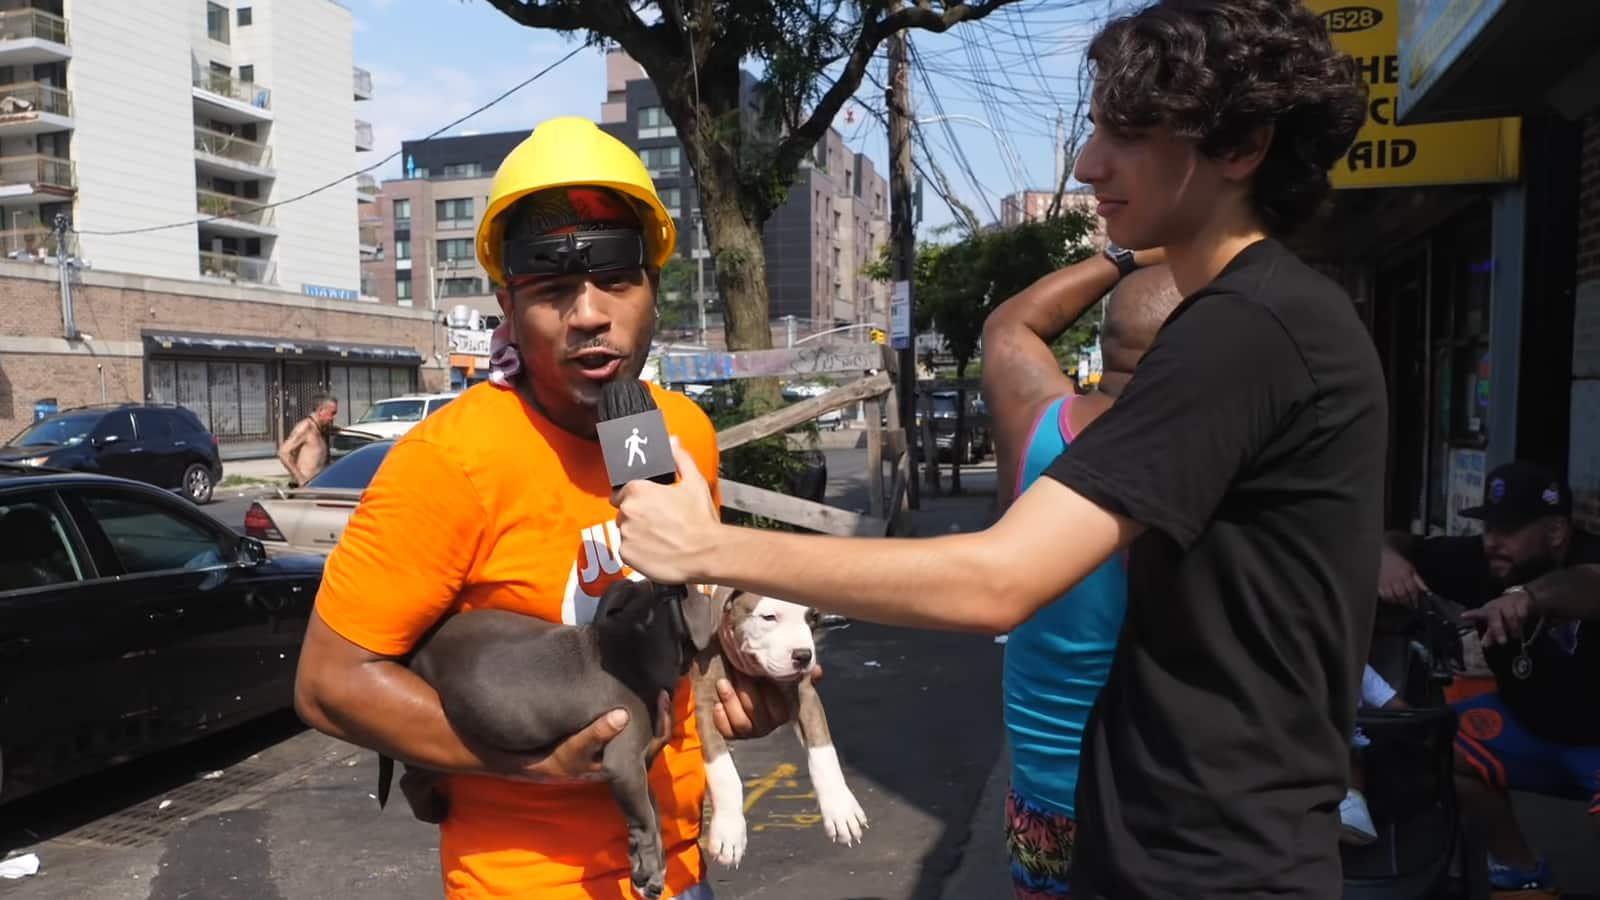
[1045,239,1388,898]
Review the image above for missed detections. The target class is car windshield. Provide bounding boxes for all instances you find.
[307,441,392,489]
[9,414,100,448]
[357,400,426,424]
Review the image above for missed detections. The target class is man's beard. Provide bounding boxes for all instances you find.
[1491,552,1559,589]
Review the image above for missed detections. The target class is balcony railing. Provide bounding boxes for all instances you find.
[0,81,70,118]
[359,223,381,247]
[354,119,374,149]
[438,257,476,270]
[353,65,373,98]
[0,9,68,46]
[194,70,271,111]
[0,154,73,190]
[193,126,273,169]
[0,226,55,259]
[197,190,275,228]
[199,250,274,284]
[439,278,487,298]
[356,173,378,198]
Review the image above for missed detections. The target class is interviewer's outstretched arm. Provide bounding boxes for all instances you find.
[615,440,1139,634]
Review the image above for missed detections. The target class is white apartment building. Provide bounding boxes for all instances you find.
[0,0,369,298]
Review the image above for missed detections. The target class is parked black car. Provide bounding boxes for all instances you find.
[0,404,224,504]
[0,466,323,805]
[915,391,993,463]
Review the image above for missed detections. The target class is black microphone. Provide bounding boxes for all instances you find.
[597,379,678,487]
[598,379,693,631]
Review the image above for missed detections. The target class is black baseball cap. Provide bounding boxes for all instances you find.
[1459,461,1572,530]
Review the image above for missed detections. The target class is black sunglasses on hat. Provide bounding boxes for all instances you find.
[501,229,645,281]
[1459,461,1572,530]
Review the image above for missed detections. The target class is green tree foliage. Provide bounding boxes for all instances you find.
[656,257,699,333]
[864,209,1100,376]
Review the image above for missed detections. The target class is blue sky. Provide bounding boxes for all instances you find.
[350,0,1112,237]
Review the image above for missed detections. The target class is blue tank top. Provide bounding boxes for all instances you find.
[1002,395,1128,819]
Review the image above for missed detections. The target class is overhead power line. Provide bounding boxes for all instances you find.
[74,45,585,237]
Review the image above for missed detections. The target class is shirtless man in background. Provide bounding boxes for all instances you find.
[278,393,338,487]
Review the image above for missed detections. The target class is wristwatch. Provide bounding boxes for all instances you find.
[1103,243,1138,278]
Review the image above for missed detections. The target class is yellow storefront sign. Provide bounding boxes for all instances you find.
[1305,0,1519,189]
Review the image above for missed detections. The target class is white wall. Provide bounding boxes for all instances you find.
[68,1,200,280]
[253,0,359,297]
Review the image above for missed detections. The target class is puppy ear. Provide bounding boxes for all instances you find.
[681,586,722,651]
[595,579,648,622]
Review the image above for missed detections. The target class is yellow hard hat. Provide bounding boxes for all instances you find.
[476,116,677,286]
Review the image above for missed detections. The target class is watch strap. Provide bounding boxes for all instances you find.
[1104,244,1138,278]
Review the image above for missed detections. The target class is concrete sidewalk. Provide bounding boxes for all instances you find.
[219,457,292,485]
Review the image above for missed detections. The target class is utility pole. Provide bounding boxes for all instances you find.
[54,213,78,340]
[887,26,919,508]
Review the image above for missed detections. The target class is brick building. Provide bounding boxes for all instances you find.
[2,261,445,458]
[1292,1,1600,533]
[0,0,427,459]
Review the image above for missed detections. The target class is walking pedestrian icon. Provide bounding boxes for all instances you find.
[625,427,648,466]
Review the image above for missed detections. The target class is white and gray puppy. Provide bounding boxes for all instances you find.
[691,585,868,868]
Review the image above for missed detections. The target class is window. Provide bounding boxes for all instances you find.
[658,187,681,209]
[427,396,455,415]
[308,442,392,490]
[132,409,174,439]
[639,146,680,177]
[393,198,411,226]
[0,497,84,592]
[93,411,135,444]
[637,106,674,139]
[239,64,254,84]
[82,491,230,573]
[396,277,413,301]
[441,277,484,297]
[441,163,482,178]
[207,2,230,44]
[394,239,410,261]
[357,399,426,424]
[237,6,252,26]
[436,238,473,262]
[435,198,473,228]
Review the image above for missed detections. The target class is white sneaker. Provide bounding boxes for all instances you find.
[1340,788,1378,846]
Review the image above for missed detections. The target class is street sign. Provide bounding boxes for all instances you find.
[1305,0,1519,189]
[890,280,911,351]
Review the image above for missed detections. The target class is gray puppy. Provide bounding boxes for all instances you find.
[376,578,719,899]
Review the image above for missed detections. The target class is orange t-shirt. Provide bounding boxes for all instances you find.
[314,380,720,900]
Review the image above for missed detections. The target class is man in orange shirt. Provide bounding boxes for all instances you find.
[293,117,725,899]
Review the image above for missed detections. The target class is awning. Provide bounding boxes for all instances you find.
[143,330,425,364]
[1398,1,1600,124]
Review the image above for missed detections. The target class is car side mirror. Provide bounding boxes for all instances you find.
[236,536,267,566]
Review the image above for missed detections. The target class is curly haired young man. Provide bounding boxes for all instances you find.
[613,3,1381,897]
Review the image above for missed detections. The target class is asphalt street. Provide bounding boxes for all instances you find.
[9,450,1596,898]
[0,451,1007,900]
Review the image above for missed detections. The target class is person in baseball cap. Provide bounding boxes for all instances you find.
[1376,460,1600,897]
[1459,461,1573,535]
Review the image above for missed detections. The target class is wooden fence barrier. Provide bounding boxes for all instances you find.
[656,342,912,536]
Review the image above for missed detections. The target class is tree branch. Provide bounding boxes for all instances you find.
[769,0,1024,213]
[480,0,656,59]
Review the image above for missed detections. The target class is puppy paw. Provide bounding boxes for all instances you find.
[707,812,748,868]
[818,789,868,847]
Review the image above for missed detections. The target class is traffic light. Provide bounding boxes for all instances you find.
[869,328,886,345]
